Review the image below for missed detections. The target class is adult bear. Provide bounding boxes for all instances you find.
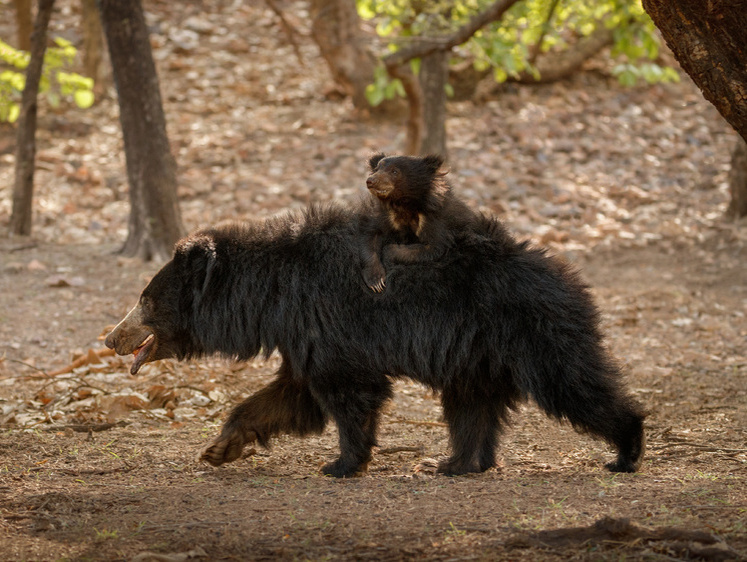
[105,204,645,478]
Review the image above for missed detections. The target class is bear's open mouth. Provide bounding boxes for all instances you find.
[369,187,392,199]
[130,333,155,375]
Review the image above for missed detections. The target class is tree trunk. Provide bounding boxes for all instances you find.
[13,0,32,51]
[309,0,396,114]
[9,0,54,236]
[387,63,422,155]
[642,1,747,144]
[99,0,184,261]
[383,0,520,154]
[726,137,747,219]
[642,0,747,218]
[81,0,108,97]
[419,50,448,157]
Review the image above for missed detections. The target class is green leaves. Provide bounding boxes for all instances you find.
[0,38,95,122]
[357,0,678,90]
[613,62,680,86]
[365,63,406,106]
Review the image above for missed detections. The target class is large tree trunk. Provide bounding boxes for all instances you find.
[13,0,32,51]
[419,50,448,157]
[642,0,747,217]
[99,0,184,261]
[9,0,54,236]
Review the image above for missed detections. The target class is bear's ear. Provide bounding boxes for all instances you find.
[422,154,445,175]
[369,152,386,171]
[175,234,218,302]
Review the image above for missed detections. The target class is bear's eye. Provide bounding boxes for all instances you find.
[391,169,398,176]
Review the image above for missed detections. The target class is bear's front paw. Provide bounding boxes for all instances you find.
[200,429,255,467]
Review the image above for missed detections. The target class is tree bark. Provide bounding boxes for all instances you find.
[642,0,747,217]
[419,50,448,157]
[387,63,422,155]
[309,0,380,113]
[13,0,32,51]
[726,137,747,219]
[99,0,184,261]
[81,0,108,97]
[9,0,54,236]
[383,0,520,155]
[641,0,747,141]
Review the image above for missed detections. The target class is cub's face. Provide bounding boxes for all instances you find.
[366,153,444,202]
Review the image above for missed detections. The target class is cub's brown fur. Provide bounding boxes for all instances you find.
[360,153,475,292]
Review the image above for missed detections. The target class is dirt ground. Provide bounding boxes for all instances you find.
[1,1,746,560]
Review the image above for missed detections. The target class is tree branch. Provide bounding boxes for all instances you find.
[380,0,520,154]
[383,0,521,68]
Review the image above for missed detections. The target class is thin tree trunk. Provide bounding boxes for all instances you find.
[726,137,747,219]
[13,0,32,51]
[10,0,55,236]
[387,63,422,155]
[100,0,184,260]
[383,0,520,155]
[419,50,448,157]
[81,0,108,96]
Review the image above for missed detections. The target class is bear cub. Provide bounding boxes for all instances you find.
[359,153,476,292]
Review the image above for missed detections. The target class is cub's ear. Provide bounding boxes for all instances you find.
[422,154,445,175]
[369,152,386,171]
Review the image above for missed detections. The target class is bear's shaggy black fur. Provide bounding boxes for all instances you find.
[359,153,475,292]
[105,204,646,478]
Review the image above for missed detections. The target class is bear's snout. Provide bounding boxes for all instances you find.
[105,302,151,356]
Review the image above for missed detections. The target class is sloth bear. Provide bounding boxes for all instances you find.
[105,204,646,478]
[359,153,475,292]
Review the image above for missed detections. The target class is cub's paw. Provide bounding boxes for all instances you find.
[200,430,252,467]
[369,278,386,293]
[363,263,387,293]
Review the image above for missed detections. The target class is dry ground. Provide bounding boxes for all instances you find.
[1,1,746,560]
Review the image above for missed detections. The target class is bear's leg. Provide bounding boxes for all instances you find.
[566,402,645,473]
[200,361,326,467]
[311,377,392,478]
[530,366,646,473]
[603,412,646,473]
[438,385,509,476]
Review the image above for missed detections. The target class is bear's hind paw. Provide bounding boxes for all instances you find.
[321,459,368,478]
[605,458,640,473]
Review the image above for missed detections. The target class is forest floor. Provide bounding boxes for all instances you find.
[1,1,746,560]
